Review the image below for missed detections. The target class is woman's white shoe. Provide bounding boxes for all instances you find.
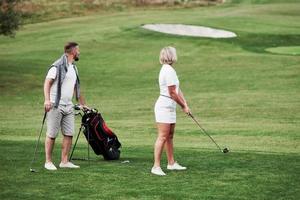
[167,162,187,170]
[59,162,80,168]
[151,167,166,176]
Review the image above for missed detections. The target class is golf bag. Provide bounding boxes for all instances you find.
[81,108,121,160]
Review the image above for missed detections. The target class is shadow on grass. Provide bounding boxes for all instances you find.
[226,33,300,54]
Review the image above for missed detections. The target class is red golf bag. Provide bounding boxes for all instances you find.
[70,107,121,160]
[82,108,121,160]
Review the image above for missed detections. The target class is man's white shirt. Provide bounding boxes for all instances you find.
[46,63,77,105]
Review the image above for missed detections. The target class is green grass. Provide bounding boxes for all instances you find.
[266,46,300,55]
[0,0,300,199]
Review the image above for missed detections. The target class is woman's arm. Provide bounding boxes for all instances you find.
[178,88,187,105]
[168,86,190,114]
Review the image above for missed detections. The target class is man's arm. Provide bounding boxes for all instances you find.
[74,87,88,109]
[78,94,86,106]
[44,78,54,112]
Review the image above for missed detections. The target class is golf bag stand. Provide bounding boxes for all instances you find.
[69,123,92,163]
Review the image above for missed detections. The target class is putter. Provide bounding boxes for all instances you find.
[188,113,229,153]
[29,111,47,172]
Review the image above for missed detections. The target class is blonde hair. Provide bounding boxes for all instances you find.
[159,46,177,65]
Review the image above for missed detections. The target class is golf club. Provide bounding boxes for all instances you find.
[29,111,47,172]
[74,104,81,111]
[188,113,229,153]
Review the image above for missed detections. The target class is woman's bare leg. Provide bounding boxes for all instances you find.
[153,123,171,167]
[165,123,175,165]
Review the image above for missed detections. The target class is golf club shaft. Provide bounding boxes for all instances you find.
[30,111,47,170]
[189,114,223,152]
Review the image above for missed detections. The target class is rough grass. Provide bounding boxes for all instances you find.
[19,0,223,23]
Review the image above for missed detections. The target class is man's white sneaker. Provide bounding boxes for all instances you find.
[44,162,57,171]
[151,166,166,176]
[59,162,80,169]
[167,162,187,170]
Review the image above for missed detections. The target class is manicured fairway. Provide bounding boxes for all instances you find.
[0,0,299,199]
[266,46,300,55]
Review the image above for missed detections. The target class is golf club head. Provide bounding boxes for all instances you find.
[30,168,36,172]
[222,148,229,153]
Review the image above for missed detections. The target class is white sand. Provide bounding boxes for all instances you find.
[142,24,237,38]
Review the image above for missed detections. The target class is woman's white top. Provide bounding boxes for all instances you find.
[154,64,180,123]
[159,64,179,97]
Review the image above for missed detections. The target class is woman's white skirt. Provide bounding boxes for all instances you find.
[154,96,176,123]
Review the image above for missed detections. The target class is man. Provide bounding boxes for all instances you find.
[43,42,87,170]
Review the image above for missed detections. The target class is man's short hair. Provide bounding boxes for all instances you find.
[64,42,78,53]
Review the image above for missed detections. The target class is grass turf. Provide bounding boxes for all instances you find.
[0,140,299,200]
[0,0,299,199]
[266,46,300,55]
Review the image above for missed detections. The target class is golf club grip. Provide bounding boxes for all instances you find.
[42,111,47,124]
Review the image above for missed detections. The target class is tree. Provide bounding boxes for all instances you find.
[0,0,22,37]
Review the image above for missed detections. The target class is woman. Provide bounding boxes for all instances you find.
[151,46,191,176]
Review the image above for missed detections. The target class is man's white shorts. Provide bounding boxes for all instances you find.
[46,104,74,138]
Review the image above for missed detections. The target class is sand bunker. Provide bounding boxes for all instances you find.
[142,24,237,38]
